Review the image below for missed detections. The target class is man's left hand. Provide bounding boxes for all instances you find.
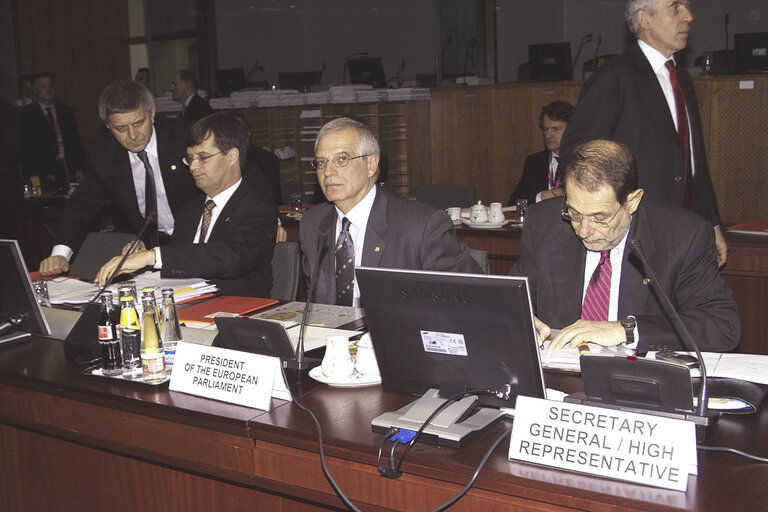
[714,225,727,268]
[548,319,625,350]
[95,250,156,287]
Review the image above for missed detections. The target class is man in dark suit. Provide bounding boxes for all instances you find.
[21,72,85,186]
[171,69,214,122]
[559,0,726,266]
[512,140,739,353]
[39,80,200,276]
[300,117,481,306]
[96,112,277,297]
[508,100,573,205]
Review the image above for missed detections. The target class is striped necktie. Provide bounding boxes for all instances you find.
[198,199,216,243]
[335,217,355,306]
[581,250,612,321]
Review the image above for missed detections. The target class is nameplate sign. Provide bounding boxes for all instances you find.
[508,396,697,491]
[169,342,291,411]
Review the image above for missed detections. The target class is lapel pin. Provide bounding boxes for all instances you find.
[643,278,651,286]
[374,246,381,252]
[170,164,177,171]
[225,217,232,222]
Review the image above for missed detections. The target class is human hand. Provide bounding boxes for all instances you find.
[714,225,727,268]
[121,239,146,255]
[39,255,69,276]
[276,225,287,243]
[548,319,625,350]
[95,250,156,286]
[534,316,551,347]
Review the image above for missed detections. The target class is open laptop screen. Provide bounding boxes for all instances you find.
[356,267,545,408]
[0,240,51,342]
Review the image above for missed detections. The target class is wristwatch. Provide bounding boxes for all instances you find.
[621,315,636,345]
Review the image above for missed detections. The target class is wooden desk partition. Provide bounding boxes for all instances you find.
[1,336,768,511]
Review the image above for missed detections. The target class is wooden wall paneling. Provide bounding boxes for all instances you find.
[378,102,408,196]
[17,0,130,145]
[706,75,768,224]
[404,100,432,192]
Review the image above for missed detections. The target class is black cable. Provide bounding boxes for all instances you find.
[698,444,768,463]
[376,428,399,477]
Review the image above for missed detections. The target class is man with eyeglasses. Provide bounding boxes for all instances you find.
[559,0,727,268]
[39,80,199,276]
[300,117,481,307]
[95,112,277,297]
[511,139,739,353]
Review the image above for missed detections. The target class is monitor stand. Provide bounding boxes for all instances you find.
[0,330,31,347]
[371,389,505,449]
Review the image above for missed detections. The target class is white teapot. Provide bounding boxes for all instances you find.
[470,201,488,223]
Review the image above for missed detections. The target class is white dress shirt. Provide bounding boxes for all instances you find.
[128,126,175,235]
[334,185,377,307]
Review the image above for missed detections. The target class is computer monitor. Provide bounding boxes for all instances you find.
[529,42,573,81]
[0,240,51,346]
[347,57,387,88]
[356,267,546,408]
[216,68,246,96]
[734,32,768,74]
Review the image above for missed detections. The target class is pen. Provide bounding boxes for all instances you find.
[577,342,591,354]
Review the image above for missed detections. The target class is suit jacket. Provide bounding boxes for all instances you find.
[508,150,551,206]
[182,94,214,122]
[559,42,721,226]
[161,180,277,297]
[21,102,85,174]
[510,197,739,353]
[300,186,482,305]
[54,117,200,253]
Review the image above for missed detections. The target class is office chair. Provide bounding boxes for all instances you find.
[412,184,477,210]
[68,232,137,282]
[270,242,300,301]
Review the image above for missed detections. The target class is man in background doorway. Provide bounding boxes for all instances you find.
[171,69,214,122]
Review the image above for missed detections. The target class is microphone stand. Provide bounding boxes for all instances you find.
[628,239,716,437]
[572,33,592,80]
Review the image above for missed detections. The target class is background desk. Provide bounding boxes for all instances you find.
[1,336,768,511]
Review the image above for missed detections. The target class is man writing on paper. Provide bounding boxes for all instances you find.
[95,112,277,297]
[38,80,199,275]
[558,0,726,267]
[511,140,739,353]
[300,117,481,307]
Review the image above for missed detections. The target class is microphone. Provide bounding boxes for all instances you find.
[572,33,593,78]
[85,212,157,307]
[286,233,329,377]
[627,239,712,424]
[591,34,602,76]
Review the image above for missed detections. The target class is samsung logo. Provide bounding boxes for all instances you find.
[400,287,471,304]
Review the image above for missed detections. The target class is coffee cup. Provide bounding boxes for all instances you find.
[446,207,462,222]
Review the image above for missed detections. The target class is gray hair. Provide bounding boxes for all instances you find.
[625,0,658,36]
[315,117,380,157]
[98,80,155,123]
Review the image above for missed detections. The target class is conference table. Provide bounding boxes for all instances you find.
[2,334,767,511]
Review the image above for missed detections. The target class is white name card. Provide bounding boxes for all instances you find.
[508,396,697,491]
[169,341,291,411]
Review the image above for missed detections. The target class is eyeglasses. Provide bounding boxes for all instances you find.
[311,154,369,170]
[561,196,624,228]
[183,149,226,167]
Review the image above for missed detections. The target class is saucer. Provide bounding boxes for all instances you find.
[462,219,509,229]
[308,366,382,387]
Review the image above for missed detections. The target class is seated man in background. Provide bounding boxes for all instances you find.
[96,112,277,297]
[300,117,481,307]
[38,80,200,275]
[171,69,214,122]
[507,100,572,205]
[510,139,739,353]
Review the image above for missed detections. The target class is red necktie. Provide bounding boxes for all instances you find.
[582,250,611,321]
[665,60,693,208]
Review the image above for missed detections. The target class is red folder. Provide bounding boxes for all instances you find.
[727,221,768,235]
[178,296,278,325]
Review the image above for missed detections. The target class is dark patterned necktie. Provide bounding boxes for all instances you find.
[665,60,693,208]
[137,150,159,247]
[581,250,612,321]
[198,199,216,243]
[335,217,355,306]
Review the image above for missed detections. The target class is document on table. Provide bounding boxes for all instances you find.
[540,342,632,372]
[250,301,364,329]
[650,352,768,386]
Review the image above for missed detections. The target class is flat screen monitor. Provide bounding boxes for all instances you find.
[216,68,246,96]
[356,267,545,408]
[348,57,386,88]
[734,32,768,74]
[529,42,573,81]
[0,240,51,345]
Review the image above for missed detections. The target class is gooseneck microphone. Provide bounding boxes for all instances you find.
[85,212,157,307]
[627,239,710,421]
[289,233,329,374]
[572,33,593,79]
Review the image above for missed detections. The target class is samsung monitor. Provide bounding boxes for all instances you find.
[347,57,387,88]
[735,32,768,74]
[356,267,545,408]
[529,42,573,81]
[0,240,51,346]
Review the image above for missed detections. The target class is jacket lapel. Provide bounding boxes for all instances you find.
[361,188,387,267]
[618,203,654,316]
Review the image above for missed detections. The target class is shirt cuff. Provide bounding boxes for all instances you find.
[153,247,163,269]
[51,244,73,262]
[534,191,544,203]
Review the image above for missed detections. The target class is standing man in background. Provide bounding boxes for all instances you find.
[559,0,727,266]
[171,69,214,122]
[508,100,573,205]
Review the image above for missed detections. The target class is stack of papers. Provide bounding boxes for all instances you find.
[357,89,388,102]
[304,92,330,104]
[48,278,99,305]
[250,301,364,329]
[209,97,234,110]
[328,85,371,103]
[650,352,768,385]
[387,88,432,101]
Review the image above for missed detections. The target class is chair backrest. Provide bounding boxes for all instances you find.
[412,184,477,210]
[69,232,137,282]
[468,248,489,274]
[270,241,300,301]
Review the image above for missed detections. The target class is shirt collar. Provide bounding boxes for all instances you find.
[335,185,377,231]
[207,177,242,208]
[184,94,194,107]
[143,125,159,159]
[638,39,674,74]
